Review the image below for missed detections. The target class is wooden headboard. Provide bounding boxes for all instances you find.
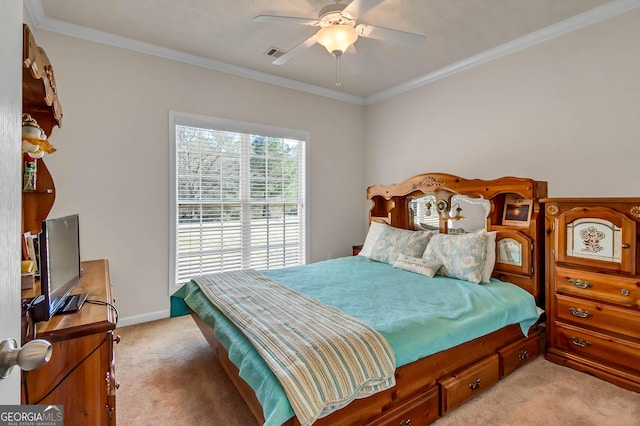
[366,173,548,304]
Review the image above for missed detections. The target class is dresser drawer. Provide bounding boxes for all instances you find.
[498,329,542,377]
[367,386,439,426]
[438,354,499,415]
[555,266,640,307]
[555,294,640,340]
[554,323,640,373]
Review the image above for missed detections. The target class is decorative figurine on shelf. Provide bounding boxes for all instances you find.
[21,113,56,159]
[23,153,37,191]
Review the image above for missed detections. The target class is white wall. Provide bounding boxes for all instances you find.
[35,31,365,325]
[365,8,640,198]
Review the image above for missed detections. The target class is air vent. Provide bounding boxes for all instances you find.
[264,47,284,58]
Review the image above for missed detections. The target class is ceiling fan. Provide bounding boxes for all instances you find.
[254,0,426,86]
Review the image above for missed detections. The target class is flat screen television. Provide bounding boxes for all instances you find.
[32,214,86,322]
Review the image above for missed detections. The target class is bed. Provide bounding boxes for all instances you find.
[173,173,548,425]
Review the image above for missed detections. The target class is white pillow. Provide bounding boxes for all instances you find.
[358,221,386,259]
[481,231,497,283]
[393,254,441,277]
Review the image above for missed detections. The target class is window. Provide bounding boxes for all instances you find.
[169,112,307,290]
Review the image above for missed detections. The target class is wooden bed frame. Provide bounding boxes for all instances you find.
[189,173,548,425]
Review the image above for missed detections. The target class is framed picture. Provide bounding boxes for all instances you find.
[502,194,533,227]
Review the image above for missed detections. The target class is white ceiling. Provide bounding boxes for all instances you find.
[25,0,639,104]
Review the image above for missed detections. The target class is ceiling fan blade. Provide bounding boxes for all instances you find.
[356,24,426,48]
[342,0,385,20]
[272,34,318,65]
[254,15,319,26]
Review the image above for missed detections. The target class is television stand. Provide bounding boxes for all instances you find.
[21,259,117,425]
[56,292,89,314]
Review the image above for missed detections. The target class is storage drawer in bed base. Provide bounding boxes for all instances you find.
[498,328,542,377]
[367,386,439,426]
[366,330,543,425]
[438,354,500,416]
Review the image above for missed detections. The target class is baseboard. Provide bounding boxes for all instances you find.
[117,309,170,327]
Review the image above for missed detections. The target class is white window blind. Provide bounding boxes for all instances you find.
[170,113,307,288]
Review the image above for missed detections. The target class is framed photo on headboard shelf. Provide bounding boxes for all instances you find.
[502,194,533,227]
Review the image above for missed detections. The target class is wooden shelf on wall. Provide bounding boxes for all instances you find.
[22,158,56,235]
[21,24,62,235]
[22,24,62,135]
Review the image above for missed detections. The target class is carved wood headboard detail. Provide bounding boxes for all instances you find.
[366,173,548,305]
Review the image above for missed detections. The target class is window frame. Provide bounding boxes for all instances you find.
[168,111,310,294]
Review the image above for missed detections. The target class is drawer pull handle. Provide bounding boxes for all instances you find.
[518,350,529,361]
[114,334,121,344]
[568,278,592,289]
[621,243,630,249]
[468,378,481,391]
[400,420,412,426]
[621,288,630,296]
[569,307,592,319]
[569,336,592,348]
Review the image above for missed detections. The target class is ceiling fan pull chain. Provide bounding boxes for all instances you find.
[335,55,342,86]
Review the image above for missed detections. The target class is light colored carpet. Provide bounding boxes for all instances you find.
[115,315,640,426]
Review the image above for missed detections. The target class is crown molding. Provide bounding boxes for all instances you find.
[25,0,640,107]
[365,0,640,105]
[23,0,365,105]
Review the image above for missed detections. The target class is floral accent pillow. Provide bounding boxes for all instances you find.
[422,231,488,284]
[393,254,441,277]
[359,221,435,265]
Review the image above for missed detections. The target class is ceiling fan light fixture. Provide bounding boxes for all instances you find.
[316,24,358,56]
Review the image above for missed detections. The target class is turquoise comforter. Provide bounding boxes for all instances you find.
[174,256,539,425]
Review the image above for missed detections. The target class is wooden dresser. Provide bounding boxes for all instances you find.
[542,198,640,392]
[22,259,118,425]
